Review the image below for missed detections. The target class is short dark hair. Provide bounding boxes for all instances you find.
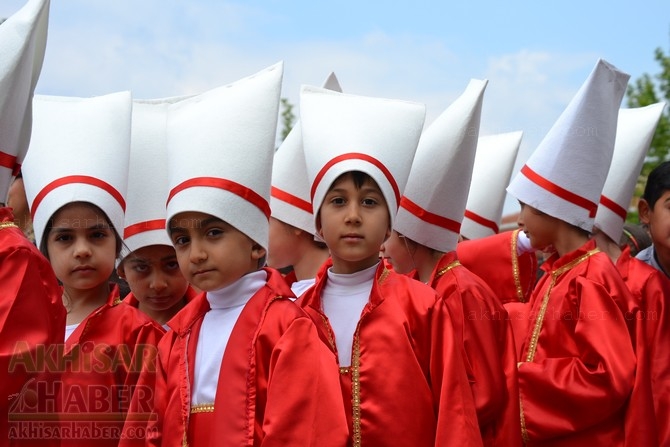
[642,161,670,209]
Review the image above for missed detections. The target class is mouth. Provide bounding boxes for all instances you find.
[341,233,363,240]
[192,269,214,277]
[72,265,95,273]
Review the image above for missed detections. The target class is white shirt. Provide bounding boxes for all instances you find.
[290,278,316,300]
[322,263,377,367]
[65,323,80,342]
[191,270,267,406]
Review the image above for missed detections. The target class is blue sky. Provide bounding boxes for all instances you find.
[3,0,669,214]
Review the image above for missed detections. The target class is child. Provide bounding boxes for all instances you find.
[22,91,165,447]
[592,102,668,446]
[382,79,522,446]
[506,59,635,445]
[636,160,670,278]
[118,98,197,328]
[298,85,482,446]
[145,63,347,447]
[0,1,66,444]
[268,72,341,297]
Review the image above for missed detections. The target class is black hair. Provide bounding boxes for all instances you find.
[642,161,670,209]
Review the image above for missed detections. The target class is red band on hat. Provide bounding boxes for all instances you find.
[31,175,126,219]
[463,209,499,234]
[0,151,21,176]
[310,153,400,205]
[521,165,597,218]
[400,196,461,234]
[599,195,627,220]
[168,177,271,219]
[124,219,166,239]
[271,186,312,214]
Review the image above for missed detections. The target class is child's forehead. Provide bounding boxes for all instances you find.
[329,172,382,191]
[169,211,223,228]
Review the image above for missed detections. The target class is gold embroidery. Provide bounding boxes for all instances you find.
[112,297,122,306]
[351,323,362,447]
[525,248,599,363]
[511,229,526,303]
[0,221,18,230]
[435,260,460,278]
[377,266,390,285]
[339,366,350,374]
[520,395,529,444]
[190,404,214,414]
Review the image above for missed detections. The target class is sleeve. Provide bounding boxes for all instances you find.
[518,278,635,441]
[647,276,670,446]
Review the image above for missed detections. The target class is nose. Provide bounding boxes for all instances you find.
[150,271,168,293]
[344,203,362,224]
[189,238,207,264]
[73,237,92,259]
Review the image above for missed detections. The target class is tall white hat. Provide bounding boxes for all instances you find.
[122,96,191,258]
[300,86,426,231]
[270,72,342,236]
[165,62,283,250]
[22,91,133,246]
[595,102,665,241]
[0,0,50,200]
[507,59,630,232]
[461,131,523,240]
[394,79,487,252]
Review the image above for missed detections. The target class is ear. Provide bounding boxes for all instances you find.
[116,263,126,280]
[251,243,267,260]
[638,199,651,225]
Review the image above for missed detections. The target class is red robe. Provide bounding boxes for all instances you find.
[422,251,522,447]
[1,207,66,446]
[615,247,670,446]
[146,268,348,447]
[457,229,538,305]
[59,284,165,447]
[514,239,635,446]
[298,259,483,447]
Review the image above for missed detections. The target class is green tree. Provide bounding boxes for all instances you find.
[279,97,296,143]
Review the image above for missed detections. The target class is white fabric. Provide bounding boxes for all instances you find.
[595,103,665,242]
[300,86,425,232]
[122,97,190,258]
[461,131,523,240]
[290,278,316,299]
[516,230,534,255]
[507,59,630,232]
[192,270,266,406]
[166,63,283,250]
[322,262,376,367]
[64,323,79,342]
[0,0,49,199]
[395,79,487,253]
[271,73,342,236]
[23,92,133,245]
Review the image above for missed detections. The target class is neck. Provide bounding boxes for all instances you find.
[553,223,590,258]
[139,298,187,326]
[413,244,441,283]
[63,282,110,325]
[654,244,670,277]
[292,246,329,281]
[592,231,622,263]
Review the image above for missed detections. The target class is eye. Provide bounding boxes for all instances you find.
[172,235,190,246]
[329,196,345,205]
[206,228,224,238]
[54,233,72,243]
[90,230,109,240]
[165,260,181,271]
[131,264,150,274]
[362,197,378,206]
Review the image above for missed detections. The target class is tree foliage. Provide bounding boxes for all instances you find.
[279,97,296,143]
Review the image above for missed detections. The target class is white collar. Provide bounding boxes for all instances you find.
[206,270,267,310]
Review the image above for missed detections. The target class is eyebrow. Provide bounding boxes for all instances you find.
[169,217,225,234]
[51,223,111,232]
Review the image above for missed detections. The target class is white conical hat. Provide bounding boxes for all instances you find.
[22,91,133,246]
[122,96,191,258]
[270,72,342,236]
[507,59,630,232]
[461,131,523,240]
[595,102,665,241]
[0,0,50,199]
[300,86,426,231]
[394,79,487,253]
[166,62,283,250]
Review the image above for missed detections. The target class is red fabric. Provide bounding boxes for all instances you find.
[457,229,538,305]
[514,239,635,446]
[145,268,348,447]
[59,284,165,447]
[298,259,483,447]
[424,251,522,447]
[615,248,670,446]
[0,207,66,446]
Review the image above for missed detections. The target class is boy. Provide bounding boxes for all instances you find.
[506,59,635,445]
[298,85,482,446]
[146,63,347,447]
[636,160,670,278]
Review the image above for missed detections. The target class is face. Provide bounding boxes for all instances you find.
[118,244,189,313]
[317,174,391,274]
[517,202,558,251]
[639,190,670,258]
[169,211,265,291]
[380,230,416,274]
[267,217,299,270]
[46,202,118,291]
[7,177,30,230]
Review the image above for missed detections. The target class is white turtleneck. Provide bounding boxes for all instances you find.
[191,270,267,406]
[291,278,316,299]
[322,262,376,367]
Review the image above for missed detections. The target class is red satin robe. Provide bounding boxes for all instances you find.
[298,259,483,447]
[615,247,670,446]
[1,207,66,446]
[421,251,522,447]
[59,284,165,447]
[145,268,348,447]
[514,239,635,446]
[457,229,538,305]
